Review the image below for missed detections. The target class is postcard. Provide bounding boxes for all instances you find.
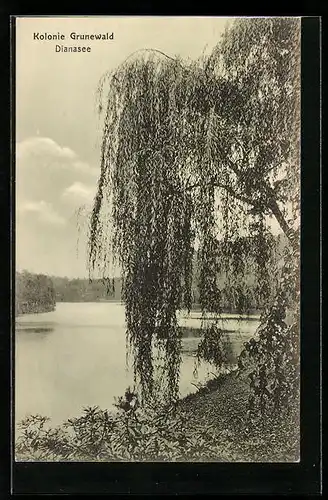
[14,16,302,465]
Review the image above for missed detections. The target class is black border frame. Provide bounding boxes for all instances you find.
[0,13,321,496]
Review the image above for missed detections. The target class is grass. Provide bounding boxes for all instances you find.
[177,371,299,462]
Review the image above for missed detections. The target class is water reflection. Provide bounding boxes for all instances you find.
[16,326,55,335]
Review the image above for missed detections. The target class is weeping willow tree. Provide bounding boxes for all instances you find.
[88,17,300,402]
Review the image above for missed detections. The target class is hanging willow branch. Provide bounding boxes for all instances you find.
[88,18,300,400]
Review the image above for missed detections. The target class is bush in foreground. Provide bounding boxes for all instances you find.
[16,378,299,463]
[15,388,227,462]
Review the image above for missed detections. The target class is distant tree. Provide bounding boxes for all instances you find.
[16,271,56,315]
[88,18,300,401]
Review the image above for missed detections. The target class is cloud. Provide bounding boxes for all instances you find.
[17,137,77,161]
[62,181,96,203]
[15,135,99,220]
[18,200,66,226]
[16,137,98,176]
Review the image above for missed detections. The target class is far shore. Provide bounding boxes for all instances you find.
[16,301,262,321]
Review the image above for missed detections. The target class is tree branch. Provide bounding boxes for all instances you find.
[185,180,262,209]
[262,182,298,249]
[186,173,297,249]
[215,153,297,248]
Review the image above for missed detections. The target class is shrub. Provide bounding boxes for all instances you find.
[15,389,225,462]
[237,249,300,463]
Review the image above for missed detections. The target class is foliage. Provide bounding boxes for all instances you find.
[16,390,226,462]
[209,17,300,219]
[16,375,299,463]
[15,414,73,461]
[196,323,234,369]
[88,17,300,400]
[51,234,286,307]
[15,271,56,315]
[238,243,300,428]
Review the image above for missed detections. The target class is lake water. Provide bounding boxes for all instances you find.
[15,302,259,426]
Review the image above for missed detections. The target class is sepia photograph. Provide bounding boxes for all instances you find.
[14,16,301,464]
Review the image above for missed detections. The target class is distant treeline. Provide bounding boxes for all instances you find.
[52,276,122,303]
[16,271,56,315]
[17,234,287,313]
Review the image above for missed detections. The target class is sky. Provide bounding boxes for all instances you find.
[15,16,234,278]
